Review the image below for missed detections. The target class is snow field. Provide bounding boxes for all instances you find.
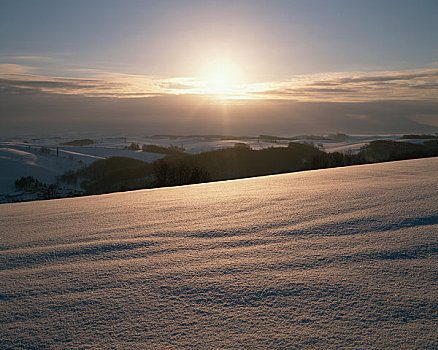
[0,157,437,349]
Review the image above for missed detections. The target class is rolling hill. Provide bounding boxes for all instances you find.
[1,157,437,349]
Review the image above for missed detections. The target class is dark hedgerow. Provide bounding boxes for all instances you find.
[56,140,438,197]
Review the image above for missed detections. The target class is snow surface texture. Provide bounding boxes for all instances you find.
[1,158,437,349]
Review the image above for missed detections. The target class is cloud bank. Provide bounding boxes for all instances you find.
[1,66,438,136]
[1,67,437,102]
[249,69,438,102]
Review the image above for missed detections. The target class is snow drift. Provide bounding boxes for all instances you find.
[1,158,437,349]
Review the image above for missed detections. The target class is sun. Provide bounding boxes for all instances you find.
[200,58,243,97]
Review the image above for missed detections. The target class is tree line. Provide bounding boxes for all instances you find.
[51,139,438,196]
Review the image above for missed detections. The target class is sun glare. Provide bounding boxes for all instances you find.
[200,58,243,97]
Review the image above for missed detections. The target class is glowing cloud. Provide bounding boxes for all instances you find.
[1,68,437,102]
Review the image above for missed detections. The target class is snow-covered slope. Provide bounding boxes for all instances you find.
[0,140,166,202]
[1,158,437,349]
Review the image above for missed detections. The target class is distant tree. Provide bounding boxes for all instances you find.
[14,176,53,193]
[14,176,38,190]
[153,159,169,187]
[402,134,438,140]
[153,158,210,187]
[126,142,140,151]
[40,146,51,155]
[234,142,251,150]
[57,170,77,185]
[142,144,186,155]
[44,184,58,199]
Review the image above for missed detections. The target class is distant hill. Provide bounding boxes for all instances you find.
[60,139,94,146]
[402,134,438,140]
[57,139,438,195]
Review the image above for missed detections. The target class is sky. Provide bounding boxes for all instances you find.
[1,0,438,135]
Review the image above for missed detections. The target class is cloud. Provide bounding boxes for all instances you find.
[0,63,34,74]
[336,70,438,84]
[161,79,198,90]
[0,73,171,97]
[0,67,437,102]
[252,68,438,102]
[0,55,58,74]
[0,55,56,63]
[0,78,98,89]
